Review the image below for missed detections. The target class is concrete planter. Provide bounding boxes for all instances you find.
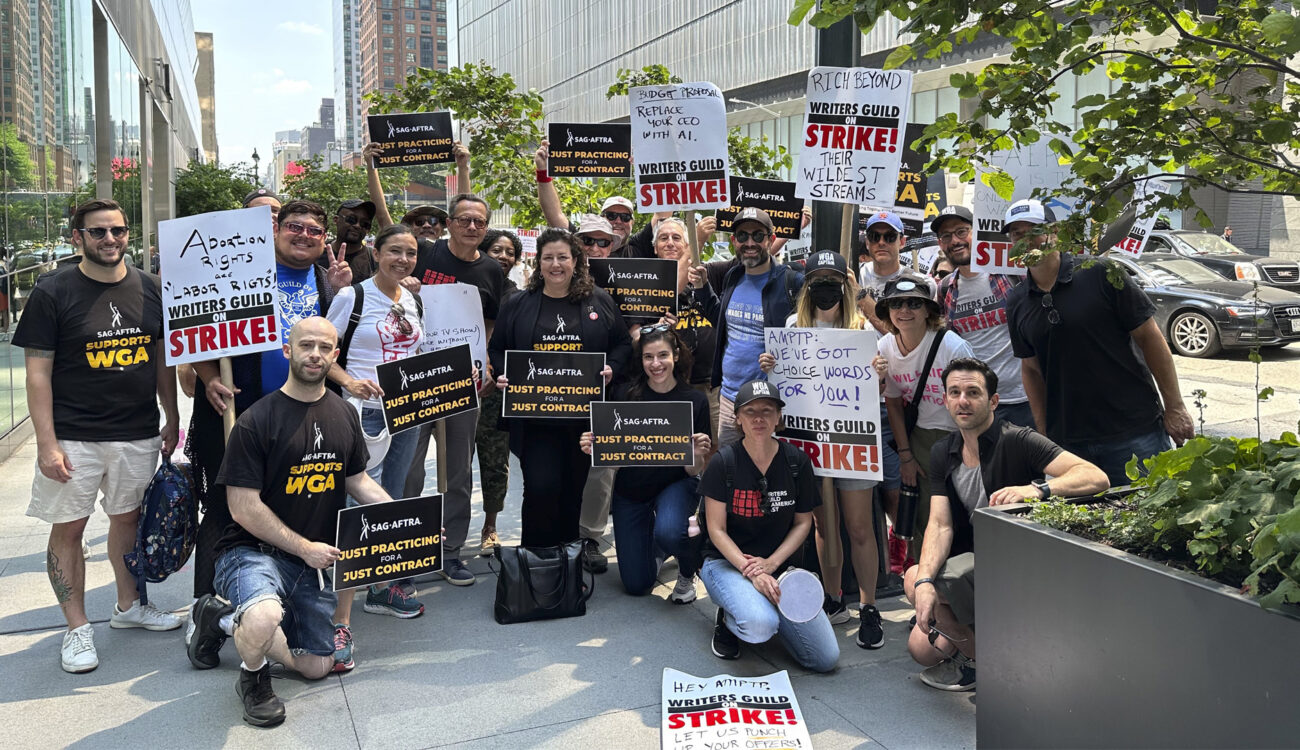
[974,504,1300,749]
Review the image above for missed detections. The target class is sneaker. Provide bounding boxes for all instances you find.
[711,607,740,660]
[479,529,501,557]
[919,656,976,692]
[857,604,885,650]
[61,623,98,673]
[237,663,286,727]
[669,574,697,604]
[581,538,608,574]
[331,624,355,673]
[394,578,418,598]
[363,583,425,618]
[187,594,233,669]
[110,599,182,631]
[823,594,850,625]
[437,558,477,586]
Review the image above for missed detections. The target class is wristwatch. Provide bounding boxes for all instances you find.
[1032,479,1051,500]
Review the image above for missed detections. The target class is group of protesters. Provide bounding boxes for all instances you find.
[16,134,1193,727]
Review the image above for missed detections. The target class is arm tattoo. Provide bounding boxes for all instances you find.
[26,349,55,359]
[47,547,73,604]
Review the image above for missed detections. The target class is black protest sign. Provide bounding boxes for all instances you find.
[546,122,632,178]
[590,401,694,468]
[367,111,455,167]
[502,350,606,419]
[715,177,804,239]
[376,344,478,434]
[587,258,678,322]
[334,495,443,591]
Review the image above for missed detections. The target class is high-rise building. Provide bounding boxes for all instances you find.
[0,0,36,165]
[195,31,217,165]
[333,0,362,154]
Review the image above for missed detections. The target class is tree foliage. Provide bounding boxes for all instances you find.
[0,122,37,190]
[280,154,409,217]
[173,160,257,218]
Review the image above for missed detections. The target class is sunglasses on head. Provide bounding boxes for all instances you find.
[733,229,769,243]
[603,211,633,223]
[339,214,372,229]
[638,322,672,336]
[283,221,326,238]
[887,298,928,311]
[868,231,899,244]
[580,236,613,248]
[389,302,414,336]
[79,226,129,239]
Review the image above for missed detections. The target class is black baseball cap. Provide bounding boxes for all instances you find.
[806,250,848,278]
[338,199,377,218]
[242,187,281,207]
[930,205,973,234]
[733,379,785,410]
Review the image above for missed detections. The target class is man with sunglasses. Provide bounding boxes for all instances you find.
[15,199,183,673]
[323,199,378,283]
[574,216,618,259]
[858,211,935,298]
[1002,199,1195,485]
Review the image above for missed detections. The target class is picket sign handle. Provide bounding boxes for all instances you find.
[219,357,236,443]
[436,419,449,495]
[684,212,701,266]
[839,204,855,268]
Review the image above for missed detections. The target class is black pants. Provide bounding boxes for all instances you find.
[517,422,590,548]
[186,400,231,599]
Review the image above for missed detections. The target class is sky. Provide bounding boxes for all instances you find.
[193,2,336,175]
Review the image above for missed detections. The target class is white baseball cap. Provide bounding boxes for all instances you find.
[1003,199,1057,227]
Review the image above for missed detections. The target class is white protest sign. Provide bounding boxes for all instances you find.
[795,66,912,204]
[662,669,811,750]
[630,82,730,213]
[1112,179,1171,257]
[419,282,488,385]
[764,327,882,481]
[159,205,280,366]
[972,142,1080,275]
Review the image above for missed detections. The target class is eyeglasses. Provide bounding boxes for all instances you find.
[1041,292,1061,325]
[579,236,613,248]
[282,221,326,238]
[603,211,633,223]
[389,302,414,336]
[339,214,372,230]
[451,216,488,229]
[638,323,672,336]
[1006,226,1037,241]
[887,298,928,311]
[868,231,899,244]
[937,226,972,243]
[733,229,769,243]
[79,226,129,239]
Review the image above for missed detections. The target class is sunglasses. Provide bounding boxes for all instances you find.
[410,217,440,228]
[452,216,488,229]
[756,476,778,515]
[580,236,613,248]
[937,226,972,243]
[868,231,899,244]
[339,214,372,229]
[603,211,633,223]
[733,229,769,243]
[1041,292,1061,325]
[389,302,414,336]
[283,221,326,238]
[79,226,129,239]
[887,298,928,311]
[638,323,672,336]
[1006,226,1035,241]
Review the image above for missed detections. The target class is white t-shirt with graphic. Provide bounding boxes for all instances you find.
[325,279,423,406]
[880,329,973,431]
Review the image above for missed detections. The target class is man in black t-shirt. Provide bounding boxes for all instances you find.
[14,198,182,674]
[905,358,1107,692]
[193,317,392,728]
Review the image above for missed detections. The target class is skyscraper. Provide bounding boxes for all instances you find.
[333,0,362,154]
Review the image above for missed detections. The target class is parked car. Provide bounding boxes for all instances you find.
[1106,252,1300,357]
[1144,229,1300,289]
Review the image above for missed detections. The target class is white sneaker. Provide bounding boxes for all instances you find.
[110,600,182,631]
[61,623,98,673]
[184,600,197,646]
[669,574,697,604]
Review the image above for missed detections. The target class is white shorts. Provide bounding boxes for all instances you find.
[28,437,162,524]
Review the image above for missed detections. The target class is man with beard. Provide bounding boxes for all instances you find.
[687,208,803,445]
[195,316,396,727]
[321,199,377,283]
[931,206,1032,427]
[16,199,182,673]
[534,140,658,258]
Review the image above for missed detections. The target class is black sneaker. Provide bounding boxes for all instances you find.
[581,538,608,574]
[822,594,850,625]
[711,607,740,660]
[857,604,885,650]
[236,663,286,727]
[188,594,233,670]
[919,656,976,692]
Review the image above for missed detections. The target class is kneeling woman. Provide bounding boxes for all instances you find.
[580,326,712,601]
[697,380,839,672]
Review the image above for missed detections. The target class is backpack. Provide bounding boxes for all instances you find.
[718,439,803,491]
[337,281,425,371]
[124,456,198,602]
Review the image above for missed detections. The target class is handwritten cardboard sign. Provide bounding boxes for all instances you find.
[661,669,812,750]
[590,401,693,467]
[334,495,442,591]
[377,344,478,434]
[764,327,882,481]
[715,177,804,239]
[630,82,731,213]
[159,205,280,366]
[972,142,1080,275]
[502,350,605,419]
[588,257,678,322]
[546,122,632,178]
[418,282,488,385]
[367,111,455,167]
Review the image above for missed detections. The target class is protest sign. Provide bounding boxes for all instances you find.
[1113,179,1171,257]
[159,205,280,366]
[590,401,693,467]
[629,82,730,213]
[795,66,912,204]
[367,111,455,167]
[764,327,882,480]
[715,177,803,239]
[419,282,488,385]
[334,495,442,591]
[972,141,1080,275]
[588,257,678,322]
[661,669,811,750]
[509,228,540,258]
[900,234,941,274]
[376,344,478,434]
[502,350,605,418]
[546,122,632,178]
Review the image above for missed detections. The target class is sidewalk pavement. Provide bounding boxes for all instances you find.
[0,414,975,748]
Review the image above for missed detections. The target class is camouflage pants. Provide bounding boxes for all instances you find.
[475,389,510,515]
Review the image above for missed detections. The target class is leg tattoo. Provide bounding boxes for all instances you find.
[48,547,73,604]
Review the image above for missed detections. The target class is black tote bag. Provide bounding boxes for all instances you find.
[493,540,594,624]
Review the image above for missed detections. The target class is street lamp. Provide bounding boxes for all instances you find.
[251,148,261,186]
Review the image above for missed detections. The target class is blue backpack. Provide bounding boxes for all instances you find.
[124,456,198,601]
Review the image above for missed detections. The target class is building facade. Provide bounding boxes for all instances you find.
[333,0,362,154]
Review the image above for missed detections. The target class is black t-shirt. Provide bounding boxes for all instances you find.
[610,381,712,502]
[674,292,717,385]
[215,390,369,553]
[12,265,162,441]
[532,295,585,351]
[412,238,505,321]
[698,441,820,563]
[1006,253,1161,443]
[611,221,656,259]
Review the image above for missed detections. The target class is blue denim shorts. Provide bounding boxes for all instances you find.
[214,544,337,657]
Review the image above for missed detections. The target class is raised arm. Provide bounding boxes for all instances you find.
[363,142,396,231]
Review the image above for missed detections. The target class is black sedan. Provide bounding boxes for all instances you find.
[1144,230,1300,290]
[1106,253,1300,357]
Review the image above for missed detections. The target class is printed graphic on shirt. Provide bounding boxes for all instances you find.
[421,269,457,285]
[889,364,947,409]
[725,302,764,342]
[533,299,583,351]
[284,420,343,496]
[948,288,1006,334]
[278,277,319,331]
[85,298,153,370]
[375,310,421,362]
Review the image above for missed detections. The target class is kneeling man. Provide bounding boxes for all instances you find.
[905,357,1108,691]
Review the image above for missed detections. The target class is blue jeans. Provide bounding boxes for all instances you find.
[995,400,1036,429]
[700,557,840,673]
[214,544,337,656]
[610,477,700,596]
[1065,423,1172,488]
[878,402,901,490]
[360,407,420,500]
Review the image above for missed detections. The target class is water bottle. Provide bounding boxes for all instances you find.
[895,482,920,540]
[687,515,700,537]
